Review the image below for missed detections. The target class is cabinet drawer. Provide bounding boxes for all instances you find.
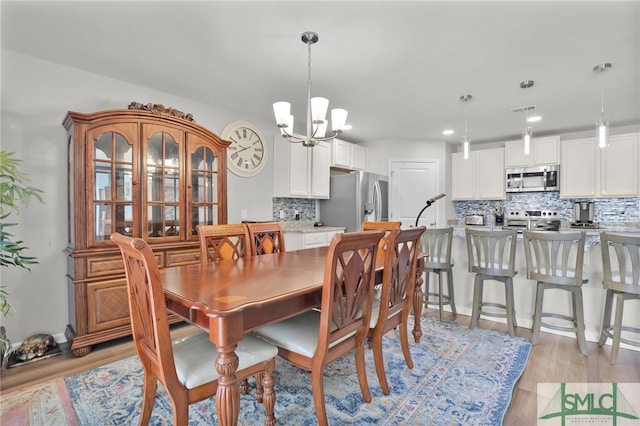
[166,249,200,267]
[303,233,327,246]
[87,278,130,333]
[86,252,163,278]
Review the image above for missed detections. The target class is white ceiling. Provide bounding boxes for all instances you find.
[2,1,639,146]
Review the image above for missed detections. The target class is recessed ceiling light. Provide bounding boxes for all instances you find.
[527,115,542,123]
[442,129,454,135]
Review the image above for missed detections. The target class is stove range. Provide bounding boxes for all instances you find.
[504,209,561,232]
[570,222,600,229]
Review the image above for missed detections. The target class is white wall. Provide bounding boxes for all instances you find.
[359,138,456,227]
[0,50,277,345]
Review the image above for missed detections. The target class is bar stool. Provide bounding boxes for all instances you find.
[421,227,456,321]
[465,228,518,336]
[598,232,640,364]
[523,230,588,356]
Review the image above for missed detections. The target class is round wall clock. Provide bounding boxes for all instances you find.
[221,120,268,177]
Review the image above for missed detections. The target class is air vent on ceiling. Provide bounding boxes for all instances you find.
[510,105,536,113]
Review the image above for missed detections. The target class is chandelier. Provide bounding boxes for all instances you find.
[273,32,348,147]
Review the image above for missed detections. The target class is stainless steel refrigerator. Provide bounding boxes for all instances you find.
[318,171,388,232]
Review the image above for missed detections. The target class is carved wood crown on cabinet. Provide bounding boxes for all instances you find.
[63,108,229,357]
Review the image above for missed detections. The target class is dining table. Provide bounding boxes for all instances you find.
[161,245,426,426]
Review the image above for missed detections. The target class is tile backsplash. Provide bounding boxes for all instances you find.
[456,193,639,223]
[272,198,316,221]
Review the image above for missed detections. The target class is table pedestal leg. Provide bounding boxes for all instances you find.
[215,345,240,426]
[412,259,425,343]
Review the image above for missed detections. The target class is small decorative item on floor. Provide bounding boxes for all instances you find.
[7,333,61,368]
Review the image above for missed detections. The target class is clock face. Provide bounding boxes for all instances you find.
[221,121,267,177]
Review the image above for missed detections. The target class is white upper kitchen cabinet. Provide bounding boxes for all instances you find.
[330,138,367,171]
[505,136,560,167]
[560,133,639,198]
[273,139,330,199]
[452,147,505,200]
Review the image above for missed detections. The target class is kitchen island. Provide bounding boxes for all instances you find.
[441,223,640,350]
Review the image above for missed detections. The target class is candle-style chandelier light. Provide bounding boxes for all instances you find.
[272,32,349,147]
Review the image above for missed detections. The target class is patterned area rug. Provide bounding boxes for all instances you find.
[62,316,531,425]
[0,377,78,426]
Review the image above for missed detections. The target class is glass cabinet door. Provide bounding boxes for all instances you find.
[143,126,183,240]
[89,128,136,246]
[190,146,219,235]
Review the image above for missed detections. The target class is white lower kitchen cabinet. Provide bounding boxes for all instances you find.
[560,133,638,198]
[284,229,344,251]
[451,147,505,200]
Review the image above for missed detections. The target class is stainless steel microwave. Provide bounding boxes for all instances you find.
[506,165,559,193]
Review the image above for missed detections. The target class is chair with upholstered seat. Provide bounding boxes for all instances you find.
[367,226,425,395]
[196,223,254,394]
[253,230,384,426]
[421,227,456,321]
[465,228,518,336]
[196,223,251,264]
[523,230,588,356]
[361,220,402,232]
[245,221,286,255]
[598,232,640,364]
[110,232,278,426]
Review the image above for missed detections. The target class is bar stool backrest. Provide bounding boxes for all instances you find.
[523,230,587,286]
[601,232,640,295]
[465,228,517,277]
[422,227,453,269]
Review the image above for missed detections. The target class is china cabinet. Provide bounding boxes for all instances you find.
[63,106,229,356]
[451,147,505,200]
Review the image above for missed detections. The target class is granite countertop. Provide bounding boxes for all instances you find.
[447,220,640,246]
[279,221,346,233]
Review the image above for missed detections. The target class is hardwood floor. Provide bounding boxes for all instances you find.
[1,313,638,425]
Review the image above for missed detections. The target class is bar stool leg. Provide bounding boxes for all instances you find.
[598,289,615,346]
[423,271,431,309]
[438,270,444,322]
[610,294,625,364]
[504,277,516,337]
[531,283,545,345]
[447,268,457,315]
[470,276,484,330]
[573,287,588,356]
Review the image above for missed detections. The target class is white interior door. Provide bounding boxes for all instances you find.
[389,160,439,228]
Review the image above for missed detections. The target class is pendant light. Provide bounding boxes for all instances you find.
[520,80,534,155]
[593,63,612,148]
[460,94,472,159]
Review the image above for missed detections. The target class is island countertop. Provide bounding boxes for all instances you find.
[280,221,346,233]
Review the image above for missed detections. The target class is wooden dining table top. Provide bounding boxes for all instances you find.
[159,245,425,426]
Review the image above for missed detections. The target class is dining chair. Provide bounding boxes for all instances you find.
[253,230,385,426]
[465,228,519,336]
[421,227,456,322]
[196,223,254,394]
[362,220,401,253]
[110,232,278,426]
[598,232,640,364]
[361,220,402,231]
[523,230,589,356]
[245,221,286,255]
[368,226,425,395]
[196,223,251,264]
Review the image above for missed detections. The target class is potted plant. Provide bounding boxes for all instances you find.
[0,151,43,364]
